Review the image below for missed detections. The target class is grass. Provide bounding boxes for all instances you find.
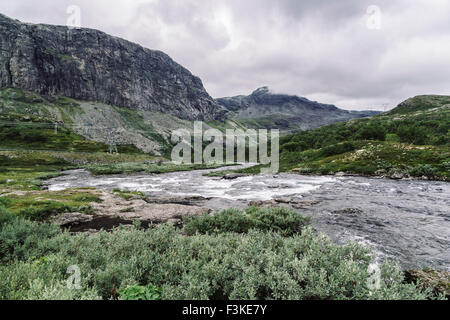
[0,122,142,154]
[285,142,450,179]
[112,189,146,201]
[0,189,102,221]
[387,95,450,115]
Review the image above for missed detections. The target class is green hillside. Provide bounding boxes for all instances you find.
[0,88,185,156]
[388,95,450,115]
[240,95,450,180]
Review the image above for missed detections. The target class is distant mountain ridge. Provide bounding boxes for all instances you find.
[0,13,226,121]
[217,87,380,131]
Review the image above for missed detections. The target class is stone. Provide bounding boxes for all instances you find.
[389,170,405,180]
[0,13,226,121]
[223,173,248,180]
[404,269,450,299]
[332,208,363,215]
[52,212,93,227]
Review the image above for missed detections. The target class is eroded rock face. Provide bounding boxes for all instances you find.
[0,14,225,121]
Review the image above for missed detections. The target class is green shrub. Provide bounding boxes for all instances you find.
[356,124,387,141]
[320,142,356,157]
[0,205,13,227]
[183,206,311,237]
[0,217,61,263]
[0,210,438,300]
[397,125,428,145]
[408,165,439,178]
[119,284,162,300]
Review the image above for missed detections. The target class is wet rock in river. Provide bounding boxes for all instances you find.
[332,208,364,215]
[249,197,320,209]
[389,170,406,180]
[223,173,249,180]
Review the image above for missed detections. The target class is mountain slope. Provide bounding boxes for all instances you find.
[0,13,225,121]
[387,95,450,115]
[217,87,380,132]
[233,95,449,180]
[0,88,198,155]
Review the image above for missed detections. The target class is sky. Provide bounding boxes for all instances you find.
[1,0,450,111]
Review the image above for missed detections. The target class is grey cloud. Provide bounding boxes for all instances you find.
[1,0,450,110]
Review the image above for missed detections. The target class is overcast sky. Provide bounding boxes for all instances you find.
[1,0,450,110]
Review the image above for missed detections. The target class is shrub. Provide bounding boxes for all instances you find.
[397,125,428,145]
[356,124,387,141]
[0,210,437,300]
[408,165,439,178]
[320,142,356,157]
[0,217,61,263]
[183,207,311,237]
[0,205,13,227]
[119,284,162,300]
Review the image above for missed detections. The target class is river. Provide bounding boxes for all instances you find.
[45,166,450,271]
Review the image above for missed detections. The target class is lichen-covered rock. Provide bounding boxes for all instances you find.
[404,269,450,299]
[52,212,93,227]
[0,13,225,121]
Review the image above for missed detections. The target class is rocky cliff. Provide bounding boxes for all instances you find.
[217,87,380,131]
[0,13,225,121]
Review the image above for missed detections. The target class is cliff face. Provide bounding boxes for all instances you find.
[0,14,225,121]
[216,87,380,131]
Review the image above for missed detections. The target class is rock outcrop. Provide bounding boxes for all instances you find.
[0,13,225,121]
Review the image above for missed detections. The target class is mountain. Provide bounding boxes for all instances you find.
[0,13,225,121]
[217,87,380,132]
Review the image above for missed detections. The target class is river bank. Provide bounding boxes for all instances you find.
[43,166,450,272]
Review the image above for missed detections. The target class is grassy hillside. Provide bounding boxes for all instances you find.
[0,88,190,156]
[238,96,450,180]
[387,95,450,115]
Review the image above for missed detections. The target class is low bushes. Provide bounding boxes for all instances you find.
[320,142,356,157]
[0,207,437,300]
[183,206,310,237]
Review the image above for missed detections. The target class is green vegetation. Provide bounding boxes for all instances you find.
[119,284,162,300]
[183,206,310,237]
[387,95,450,115]
[0,119,141,154]
[86,162,231,175]
[0,150,159,192]
[0,88,448,300]
[232,96,450,180]
[112,189,146,201]
[0,190,101,221]
[0,207,437,300]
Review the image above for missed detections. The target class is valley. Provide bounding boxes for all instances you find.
[0,12,448,301]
